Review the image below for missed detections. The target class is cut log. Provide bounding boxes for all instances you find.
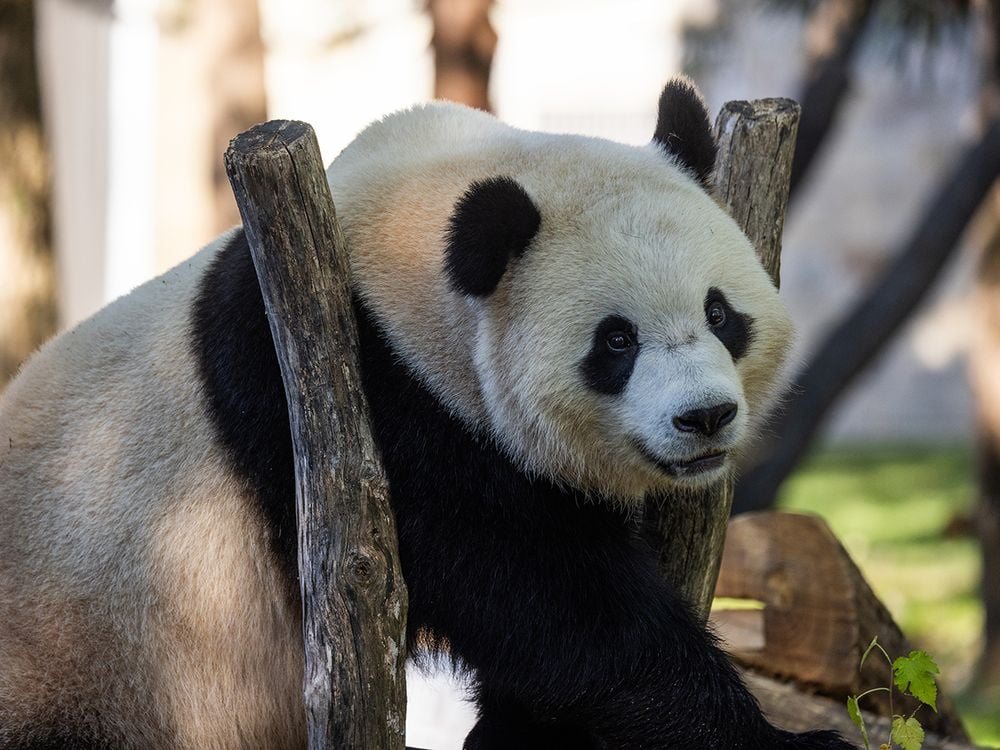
[712,511,968,740]
[742,669,983,750]
[224,120,408,750]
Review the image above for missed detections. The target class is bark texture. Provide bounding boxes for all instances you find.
[646,98,800,618]
[224,121,407,750]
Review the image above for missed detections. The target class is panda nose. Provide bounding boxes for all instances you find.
[672,402,738,437]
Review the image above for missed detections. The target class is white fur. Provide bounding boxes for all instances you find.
[0,233,304,748]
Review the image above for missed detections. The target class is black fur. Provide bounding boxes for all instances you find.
[444,176,541,297]
[190,230,296,581]
[706,286,754,361]
[579,315,639,395]
[191,230,854,749]
[652,78,718,190]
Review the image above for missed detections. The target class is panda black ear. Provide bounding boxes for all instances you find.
[445,176,541,297]
[652,77,718,189]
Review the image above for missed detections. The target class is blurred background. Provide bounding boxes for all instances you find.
[1,0,999,746]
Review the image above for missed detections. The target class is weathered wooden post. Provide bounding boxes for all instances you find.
[645,98,801,618]
[224,120,408,750]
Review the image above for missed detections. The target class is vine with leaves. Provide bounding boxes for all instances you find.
[847,636,941,750]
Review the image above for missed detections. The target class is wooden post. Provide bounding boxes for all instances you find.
[224,121,408,750]
[644,99,800,619]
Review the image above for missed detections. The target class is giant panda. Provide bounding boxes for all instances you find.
[0,79,853,749]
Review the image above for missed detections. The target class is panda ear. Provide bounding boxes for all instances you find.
[445,176,541,297]
[652,77,718,189]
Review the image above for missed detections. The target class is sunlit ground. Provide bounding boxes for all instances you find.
[778,445,1000,747]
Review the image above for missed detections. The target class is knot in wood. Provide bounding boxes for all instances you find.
[764,565,794,608]
[347,549,378,588]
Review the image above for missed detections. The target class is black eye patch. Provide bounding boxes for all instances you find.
[580,315,640,395]
[705,287,753,360]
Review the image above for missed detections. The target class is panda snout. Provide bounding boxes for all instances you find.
[672,402,737,437]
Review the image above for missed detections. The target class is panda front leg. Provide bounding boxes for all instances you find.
[406,501,856,749]
[462,692,597,750]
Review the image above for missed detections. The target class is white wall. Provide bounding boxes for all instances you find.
[37,0,157,330]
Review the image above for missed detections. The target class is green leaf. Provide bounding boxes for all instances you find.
[893,651,939,711]
[847,696,870,750]
[860,635,880,670]
[891,716,925,750]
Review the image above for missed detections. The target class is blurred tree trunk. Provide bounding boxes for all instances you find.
[971,218,1000,691]
[970,0,1000,693]
[156,0,267,269]
[0,0,56,387]
[427,0,495,112]
[733,0,999,514]
[790,0,876,195]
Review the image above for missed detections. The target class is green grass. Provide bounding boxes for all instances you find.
[777,444,1000,747]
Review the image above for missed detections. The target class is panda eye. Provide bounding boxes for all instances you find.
[706,300,726,328]
[606,331,634,353]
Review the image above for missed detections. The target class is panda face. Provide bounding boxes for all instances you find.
[333,88,792,503]
[467,176,793,502]
[581,291,749,483]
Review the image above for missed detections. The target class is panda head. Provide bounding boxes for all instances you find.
[442,79,794,502]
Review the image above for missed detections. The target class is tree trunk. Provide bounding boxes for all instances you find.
[969,0,1000,696]
[225,121,408,750]
[427,0,496,112]
[156,0,267,269]
[0,0,56,387]
[646,98,799,618]
[790,0,876,196]
[972,382,1000,689]
[733,120,1000,515]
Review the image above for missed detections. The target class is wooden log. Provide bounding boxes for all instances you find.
[645,98,800,617]
[712,512,969,740]
[741,669,984,750]
[224,120,408,750]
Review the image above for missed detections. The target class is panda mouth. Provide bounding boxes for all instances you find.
[634,442,728,478]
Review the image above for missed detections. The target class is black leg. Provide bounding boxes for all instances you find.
[463,697,597,750]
